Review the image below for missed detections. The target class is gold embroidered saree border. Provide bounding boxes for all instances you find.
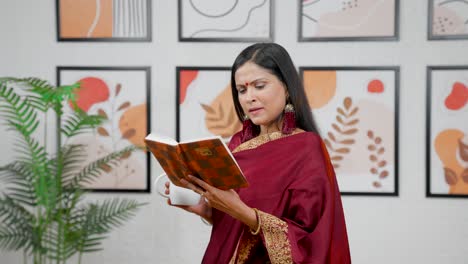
[232,129,304,153]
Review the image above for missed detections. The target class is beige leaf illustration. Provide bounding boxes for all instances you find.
[333,164,340,169]
[332,124,342,133]
[120,151,132,160]
[368,145,376,151]
[336,115,345,125]
[343,128,358,135]
[118,102,131,111]
[369,155,377,162]
[444,167,458,185]
[367,130,374,139]
[375,137,382,144]
[378,147,385,154]
[462,168,468,183]
[370,168,378,174]
[373,181,382,188]
[100,163,112,173]
[331,156,343,161]
[338,139,355,145]
[200,103,216,115]
[97,127,109,136]
[328,132,336,142]
[122,128,136,139]
[335,148,350,154]
[459,139,468,162]
[324,138,333,150]
[337,107,347,117]
[344,119,358,126]
[378,160,387,167]
[115,83,122,96]
[343,97,352,110]
[349,107,359,117]
[97,109,108,119]
[379,171,389,179]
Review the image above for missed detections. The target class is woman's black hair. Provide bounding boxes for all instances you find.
[230,43,320,134]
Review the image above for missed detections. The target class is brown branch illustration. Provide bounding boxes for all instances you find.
[367,130,389,188]
[324,97,359,169]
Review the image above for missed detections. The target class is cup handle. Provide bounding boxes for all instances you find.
[154,173,170,198]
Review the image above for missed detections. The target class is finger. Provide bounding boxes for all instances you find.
[165,181,170,188]
[180,178,205,195]
[188,175,213,192]
[164,188,169,195]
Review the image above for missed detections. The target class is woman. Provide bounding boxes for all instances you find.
[168,43,351,263]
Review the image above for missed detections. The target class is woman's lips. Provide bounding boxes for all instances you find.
[249,107,263,115]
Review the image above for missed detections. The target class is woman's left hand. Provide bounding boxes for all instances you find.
[179,175,257,229]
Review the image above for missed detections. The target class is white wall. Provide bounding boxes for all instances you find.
[1,0,468,263]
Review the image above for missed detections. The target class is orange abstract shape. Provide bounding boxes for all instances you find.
[368,79,384,93]
[119,104,147,147]
[60,0,113,38]
[204,84,242,138]
[303,71,337,109]
[70,77,110,112]
[445,82,468,110]
[179,70,199,104]
[434,129,467,194]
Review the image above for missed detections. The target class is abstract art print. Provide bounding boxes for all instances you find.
[56,0,152,42]
[299,0,399,41]
[176,67,242,141]
[57,67,151,192]
[427,66,468,198]
[300,67,399,195]
[178,0,273,42]
[428,0,468,40]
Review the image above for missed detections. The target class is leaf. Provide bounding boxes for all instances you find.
[327,132,336,142]
[379,171,389,179]
[349,107,359,117]
[459,139,468,162]
[345,119,359,126]
[337,107,347,117]
[97,109,108,119]
[336,115,345,125]
[444,167,457,185]
[368,145,376,151]
[342,128,358,135]
[370,168,378,174]
[122,129,136,139]
[378,160,387,167]
[99,163,112,173]
[331,156,343,161]
[200,103,216,114]
[335,148,350,154]
[343,97,352,110]
[97,127,109,136]
[373,181,382,188]
[461,168,468,183]
[332,163,340,169]
[378,147,385,154]
[367,130,374,139]
[338,139,355,145]
[120,151,132,160]
[323,138,333,150]
[117,102,131,111]
[369,155,377,162]
[115,83,122,96]
[375,137,382,144]
[332,124,342,133]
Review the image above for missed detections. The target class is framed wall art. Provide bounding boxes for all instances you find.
[299,0,399,41]
[178,0,274,42]
[300,66,399,195]
[56,0,152,42]
[426,66,468,198]
[428,0,468,40]
[176,67,242,142]
[57,66,151,192]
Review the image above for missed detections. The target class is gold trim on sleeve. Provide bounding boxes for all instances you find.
[258,210,293,264]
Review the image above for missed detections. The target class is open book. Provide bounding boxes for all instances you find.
[144,133,248,190]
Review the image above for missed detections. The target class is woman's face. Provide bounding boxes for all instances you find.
[234,62,287,133]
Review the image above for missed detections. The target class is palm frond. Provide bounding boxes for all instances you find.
[61,111,105,138]
[0,162,36,206]
[0,195,34,251]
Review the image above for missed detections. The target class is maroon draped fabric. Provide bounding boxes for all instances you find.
[202,132,351,264]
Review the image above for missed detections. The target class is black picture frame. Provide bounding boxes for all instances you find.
[57,66,151,193]
[175,66,233,141]
[298,0,400,42]
[299,66,400,196]
[56,0,152,42]
[428,0,468,40]
[178,0,274,42]
[426,65,468,198]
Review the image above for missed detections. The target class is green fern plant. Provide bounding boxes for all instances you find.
[0,78,146,264]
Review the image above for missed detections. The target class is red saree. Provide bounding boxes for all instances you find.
[202,131,351,264]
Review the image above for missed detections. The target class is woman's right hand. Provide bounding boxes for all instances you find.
[165,181,212,224]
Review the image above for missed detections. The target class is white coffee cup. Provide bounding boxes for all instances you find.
[154,173,201,206]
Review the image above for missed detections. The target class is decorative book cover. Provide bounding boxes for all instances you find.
[145,133,248,190]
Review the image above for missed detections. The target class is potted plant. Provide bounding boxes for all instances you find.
[0,77,145,264]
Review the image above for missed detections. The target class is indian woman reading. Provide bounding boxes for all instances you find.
[165,43,351,263]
